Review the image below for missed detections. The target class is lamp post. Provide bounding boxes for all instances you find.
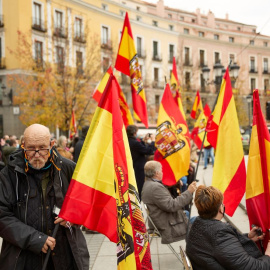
[202,62,224,92]
[246,94,253,145]
[229,63,240,88]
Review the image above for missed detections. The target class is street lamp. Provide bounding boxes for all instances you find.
[246,94,253,145]
[202,62,224,92]
[229,62,240,88]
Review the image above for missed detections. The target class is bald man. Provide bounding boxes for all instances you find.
[0,124,89,270]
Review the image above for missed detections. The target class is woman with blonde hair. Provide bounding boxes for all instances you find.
[56,135,73,160]
[186,185,270,269]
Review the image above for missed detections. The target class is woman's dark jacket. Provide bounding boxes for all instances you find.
[0,148,89,270]
[186,217,270,270]
[127,136,155,198]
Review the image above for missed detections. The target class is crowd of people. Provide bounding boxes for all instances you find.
[0,123,269,270]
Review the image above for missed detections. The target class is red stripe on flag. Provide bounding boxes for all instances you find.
[60,179,118,243]
[223,158,246,216]
[115,55,130,76]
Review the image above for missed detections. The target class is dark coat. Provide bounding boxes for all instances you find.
[128,136,155,198]
[186,217,270,270]
[74,137,85,163]
[0,148,90,270]
[141,178,193,244]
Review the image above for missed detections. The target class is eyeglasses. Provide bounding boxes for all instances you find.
[24,148,50,157]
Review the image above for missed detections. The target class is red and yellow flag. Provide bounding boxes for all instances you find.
[93,66,134,127]
[246,89,270,248]
[207,68,246,216]
[154,83,190,186]
[190,91,203,119]
[68,109,77,139]
[60,73,152,269]
[170,57,186,120]
[115,12,148,128]
[191,104,211,149]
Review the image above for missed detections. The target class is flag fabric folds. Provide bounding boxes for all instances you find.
[115,12,148,128]
[154,83,190,186]
[60,73,152,269]
[93,66,134,127]
[190,90,203,119]
[191,104,211,149]
[246,89,270,248]
[68,109,77,139]
[207,68,246,216]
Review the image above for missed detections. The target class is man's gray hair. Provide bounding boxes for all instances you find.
[144,161,162,178]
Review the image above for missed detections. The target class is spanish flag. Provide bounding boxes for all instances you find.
[93,66,134,127]
[190,91,203,119]
[115,12,148,128]
[207,68,246,216]
[60,73,152,269]
[154,83,190,186]
[246,89,270,248]
[170,57,186,120]
[68,109,77,139]
[191,104,211,149]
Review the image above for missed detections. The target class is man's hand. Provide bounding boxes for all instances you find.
[54,216,74,228]
[248,226,265,242]
[41,236,55,253]
[188,181,197,194]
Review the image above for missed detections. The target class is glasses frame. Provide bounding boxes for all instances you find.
[24,148,50,157]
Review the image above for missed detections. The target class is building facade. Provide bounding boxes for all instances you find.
[0,0,270,136]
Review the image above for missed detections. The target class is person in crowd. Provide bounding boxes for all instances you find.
[142,161,197,244]
[56,135,73,160]
[2,135,10,148]
[0,124,89,269]
[186,185,270,269]
[69,136,79,156]
[203,145,215,169]
[74,126,89,163]
[2,138,18,165]
[126,125,156,199]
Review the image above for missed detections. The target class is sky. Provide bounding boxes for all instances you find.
[146,0,270,36]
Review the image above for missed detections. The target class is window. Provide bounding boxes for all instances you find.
[35,41,43,68]
[252,29,256,33]
[184,28,189,34]
[250,57,255,72]
[154,67,159,81]
[137,37,142,57]
[250,40,254,45]
[168,14,172,19]
[199,50,205,66]
[184,47,190,65]
[185,72,191,90]
[263,58,268,73]
[136,16,142,22]
[102,26,109,44]
[251,78,256,91]
[169,44,174,62]
[200,73,205,92]
[102,57,109,73]
[33,2,41,26]
[136,6,140,11]
[153,20,158,27]
[237,27,241,31]
[229,37,234,43]
[56,46,64,72]
[76,51,83,75]
[192,19,195,23]
[169,25,174,31]
[214,34,219,40]
[74,17,82,38]
[229,54,235,63]
[55,10,63,29]
[155,95,160,112]
[264,42,268,47]
[264,79,269,92]
[199,32,204,37]
[214,52,220,64]
[102,4,108,10]
[153,41,158,59]
[180,16,184,21]
[120,10,125,16]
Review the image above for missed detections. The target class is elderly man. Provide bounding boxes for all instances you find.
[142,160,197,244]
[0,124,89,270]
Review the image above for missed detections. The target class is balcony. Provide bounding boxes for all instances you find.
[32,17,47,32]
[53,27,67,39]
[137,50,146,59]
[184,59,193,67]
[101,39,112,50]
[34,59,44,71]
[0,15,4,27]
[0,58,6,69]
[263,69,269,74]
[74,34,86,44]
[249,67,258,73]
[152,53,162,62]
[152,80,164,89]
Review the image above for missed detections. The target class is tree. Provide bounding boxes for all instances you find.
[8,25,105,134]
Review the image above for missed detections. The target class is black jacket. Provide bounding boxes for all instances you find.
[128,136,155,198]
[0,148,89,270]
[186,217,270,270]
